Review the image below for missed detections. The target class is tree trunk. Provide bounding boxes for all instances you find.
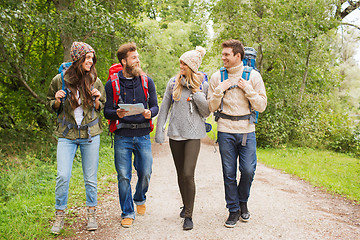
[53,0,74,62]
[298,45,312,105]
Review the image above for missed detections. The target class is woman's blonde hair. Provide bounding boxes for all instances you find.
[172,65,203,101]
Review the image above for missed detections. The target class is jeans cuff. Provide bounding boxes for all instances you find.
[121,212,136,220]
[55,205,67,211]
[134,200,146,206]
[229,207,240,213]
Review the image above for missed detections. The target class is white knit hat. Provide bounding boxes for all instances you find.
[179,46,206,73]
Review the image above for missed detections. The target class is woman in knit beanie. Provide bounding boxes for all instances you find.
[155,46,210,230]
[46,42,106,234]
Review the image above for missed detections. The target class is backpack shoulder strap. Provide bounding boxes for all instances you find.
[140,74,149,102]
[242,66,253,81]
[220,67,228,82]
[59,62,72,101]
[60,72,68,103]
[61,72,65,91]
[110,72,122,107]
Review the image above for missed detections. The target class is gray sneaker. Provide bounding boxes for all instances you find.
[51,211,65,234]
[87,209,98,231]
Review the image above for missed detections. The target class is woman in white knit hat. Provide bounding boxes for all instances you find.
[155,46,210,230]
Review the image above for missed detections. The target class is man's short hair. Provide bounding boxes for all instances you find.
[117,42,137,66]
[221,39,245,60]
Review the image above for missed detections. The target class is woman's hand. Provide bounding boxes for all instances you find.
[55,90,66,104]
[91,88,101,101]
[53,90,66,109]
[92,88,101,110]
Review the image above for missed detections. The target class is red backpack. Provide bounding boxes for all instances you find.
[107,63,154,133]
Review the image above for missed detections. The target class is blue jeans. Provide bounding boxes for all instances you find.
[55,135,100,210]
[218,131,257,212]
[114,134,153,219]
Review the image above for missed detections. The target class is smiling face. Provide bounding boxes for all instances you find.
[180,60,190,76]
[81,52,94,72]
[122,50,142,77]
[222,47,241,68]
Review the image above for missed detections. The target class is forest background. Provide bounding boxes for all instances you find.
[0,0,360,238]
[1,0,360,154]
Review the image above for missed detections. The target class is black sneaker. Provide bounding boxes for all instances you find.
[183,217,193,230]
[240,202,250,222]
[180,206,185,218]
[224,210,240,228]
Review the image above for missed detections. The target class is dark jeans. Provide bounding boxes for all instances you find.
[169,139,200,218]
[218,131,257,212]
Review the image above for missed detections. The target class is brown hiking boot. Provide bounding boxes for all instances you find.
[136,204,146,215]
[121,218,133,228]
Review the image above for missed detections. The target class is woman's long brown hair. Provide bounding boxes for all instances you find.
[64,55,97,109]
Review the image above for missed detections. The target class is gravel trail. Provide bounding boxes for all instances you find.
[64,140,360,240]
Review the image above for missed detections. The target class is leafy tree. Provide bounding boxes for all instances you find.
[138,19,206,95]
[209,0,360,151]
[143,0,207,47]
[336,27,360,112]
[0,0,144,132]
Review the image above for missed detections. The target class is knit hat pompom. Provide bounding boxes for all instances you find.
[70,42,95,63]
[195,46,206,58]
[179,46,206,73]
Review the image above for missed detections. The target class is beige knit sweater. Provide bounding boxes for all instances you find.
[208,63,267,134]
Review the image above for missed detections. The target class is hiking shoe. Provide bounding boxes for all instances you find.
[121,218,133,228]
[87,208,98,231]
[136,204,146,215]
[224,210,240,228]
[180,206,185,218]
[183,217,193,230]
[51,211,65,234]
[240,202,250,222]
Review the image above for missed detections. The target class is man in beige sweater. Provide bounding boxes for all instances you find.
[208,39,267,228]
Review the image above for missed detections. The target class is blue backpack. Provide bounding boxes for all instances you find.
[242,47,258,70]
[57,62,72,103]
[214,47,259,124]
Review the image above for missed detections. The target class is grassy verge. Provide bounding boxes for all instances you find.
[257,147,360,203]
[0,131,116,239]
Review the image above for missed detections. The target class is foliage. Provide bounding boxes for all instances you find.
[209,0,359,153]
[138,18,207,94]
[336,27,360,112]
[0,0,144,133]
[144,0,205,24]
[258,147,360,203]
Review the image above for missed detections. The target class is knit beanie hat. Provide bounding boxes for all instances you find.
[70,42,95,62]
[179,46,206,73]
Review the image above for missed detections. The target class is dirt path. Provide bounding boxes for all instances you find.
[65,140,360,240]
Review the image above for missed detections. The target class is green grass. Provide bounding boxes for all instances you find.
[0,131,117,239]
[257,147,360,203]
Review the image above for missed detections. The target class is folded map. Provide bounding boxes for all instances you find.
[118,103,145,116]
